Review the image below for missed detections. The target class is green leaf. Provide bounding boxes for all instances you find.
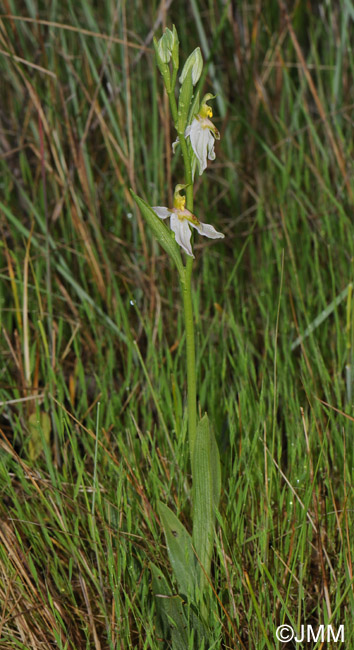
[150,562,208,649]
[130,191,184,278]
[157,501,199,598]
[177,68,193,134]
[150,562,189,649]
[192,414,221,589]
[187,89,200,126]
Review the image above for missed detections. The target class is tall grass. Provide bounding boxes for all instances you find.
[1,1,354,647]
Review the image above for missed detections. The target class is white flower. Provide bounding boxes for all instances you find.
[185,95,220,177]
[153,185,224,258]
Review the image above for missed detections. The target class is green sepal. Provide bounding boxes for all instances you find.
[157,501,199,599]
[192,414,221,590]
[130,191,184,278]
[170,25,179,90]
[171,25,179,70]
[177,67,193,134]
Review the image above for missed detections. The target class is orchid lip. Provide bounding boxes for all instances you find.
[199,115,220,137]
[172,207,200,225]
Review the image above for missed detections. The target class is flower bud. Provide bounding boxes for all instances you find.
[153,35,171,92]
[179,47,203,86]
[157,27,176,63]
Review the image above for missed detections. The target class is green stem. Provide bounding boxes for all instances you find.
[168,89,196,462]
[167,91,193,188]
[182,257,197,460]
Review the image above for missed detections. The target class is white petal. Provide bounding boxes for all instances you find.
[192,221,224,240]
[190,124,209,173]
[170,214,194,257]
[152,207,171,219]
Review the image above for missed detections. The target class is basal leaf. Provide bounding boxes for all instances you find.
[150,562,208,649]
[157,501,199,598]
[150,562,188,649]
[192,414,221,589]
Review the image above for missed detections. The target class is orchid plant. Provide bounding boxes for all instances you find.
[131,26,224,646]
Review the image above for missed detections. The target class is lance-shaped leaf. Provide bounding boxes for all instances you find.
[187,90,200,127]
[150,562,189,650]
[150,562,208,648]
[192,414,221,590]
[157,501,199,599]
[177,67,193,135]
[130,191,184,278]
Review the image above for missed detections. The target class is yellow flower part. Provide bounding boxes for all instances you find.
[199,103,213,119]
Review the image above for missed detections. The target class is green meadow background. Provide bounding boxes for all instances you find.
[1,1,354,648]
